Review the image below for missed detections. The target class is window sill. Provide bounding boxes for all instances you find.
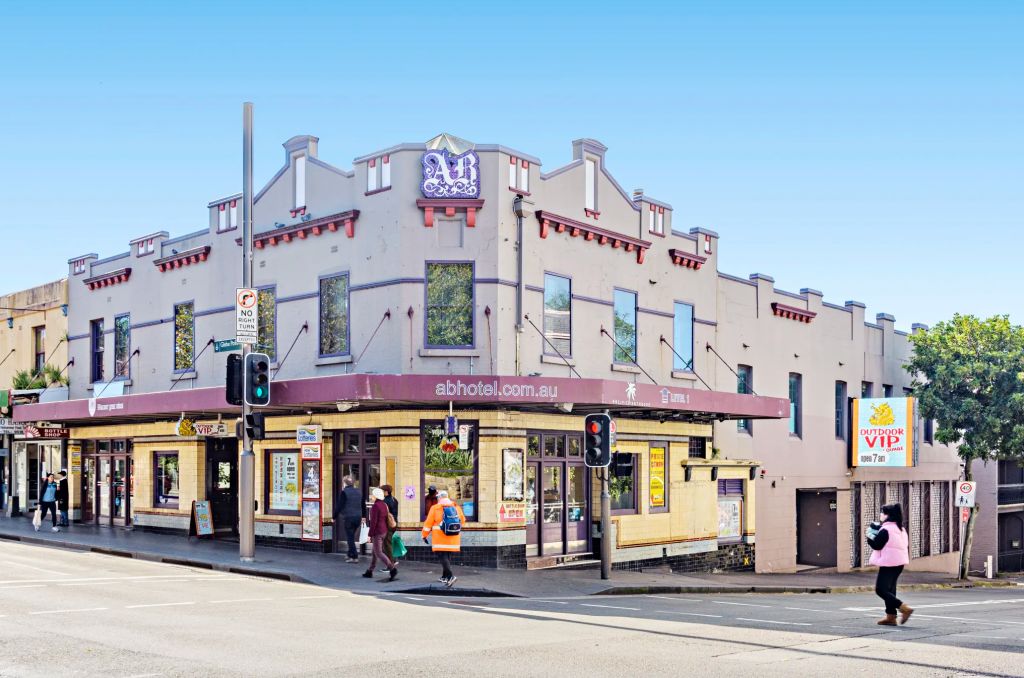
[610,363,640,374]
[86,379,133,391]
[541,354,576,367]
[671,370,697,381]
[418,349,481,358]
[171,371,197,382]
[315,355,354,366]
[364,186,392,196]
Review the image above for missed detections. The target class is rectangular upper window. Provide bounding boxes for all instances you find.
[835,380,847,440]
[543,273,571,356]
[257,287,277,360]
[32,325,45,374]
[294,155,306,208]
[366,155,391,193]
[657,208,664,235]
[612,289,637,363]
[229,200,238,228]
[154,452,179,509]
[136,238,154,255]
[737,365,753,433]
[173,302,194,372]
[90,319,104,383]
[672,302,694,371]
[426,263,474,348]
[883,384,893,398]
[319,274,350,357]
[584,158,597,211]
[218,206,227,231]
[114,314,130,379]
[688,436,707,459]
[924,417,934,445]
[789,373,802,437]
[508,156,530,192]
[861,381,873,398]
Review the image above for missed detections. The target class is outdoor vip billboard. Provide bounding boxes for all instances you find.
[852,397,917,467]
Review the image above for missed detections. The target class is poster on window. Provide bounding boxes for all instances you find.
[270,453,299,511]
[649,447,666,509]
[717,498,742,540]
[301,500,321,541]
[302,459,321,499]
[502,448,524,501]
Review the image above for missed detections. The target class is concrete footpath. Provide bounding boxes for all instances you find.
[1,516,1017,597]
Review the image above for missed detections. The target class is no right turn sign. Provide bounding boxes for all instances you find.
[236,288,258,344]
[955,481,976,508]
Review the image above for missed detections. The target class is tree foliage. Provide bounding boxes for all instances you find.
[426,263,473,347]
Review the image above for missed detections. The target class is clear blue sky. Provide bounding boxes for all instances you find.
[1,1,1020,328]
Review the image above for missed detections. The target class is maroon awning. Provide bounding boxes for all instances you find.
[14,374,788,424]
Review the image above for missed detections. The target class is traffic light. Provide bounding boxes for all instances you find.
[584,413,612,468]
[245,411,266,441]
[225,354,243,406]
[244,352,271,406]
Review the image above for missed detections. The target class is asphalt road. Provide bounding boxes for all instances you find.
[1,541,1022,678]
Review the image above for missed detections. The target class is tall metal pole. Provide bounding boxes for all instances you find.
[239,102,255,562]
[600,470,611,580]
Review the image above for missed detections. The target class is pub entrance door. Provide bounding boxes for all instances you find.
[206,438,239,534]
[525,432,589,559]
[332,430,380,552]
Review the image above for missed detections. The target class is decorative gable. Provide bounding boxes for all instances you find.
[771,302,816,324]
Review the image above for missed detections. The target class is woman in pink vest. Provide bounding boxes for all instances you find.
[867,503,914,626]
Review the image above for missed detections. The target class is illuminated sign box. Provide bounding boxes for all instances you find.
[852,397,917,467]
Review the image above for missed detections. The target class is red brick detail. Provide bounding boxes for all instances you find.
[584,209,600,219]
[83,267,132,289]
[240,210,360,248]
[467,207,476,228]
[416,199,485,228]
[534,211,652,265]
[344,218,355,239]
[668,249,708,271]
[423,207,434,228]
[771,302,817,324]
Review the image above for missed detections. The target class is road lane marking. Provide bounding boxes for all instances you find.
[404,597,424,601]
[209,598,274,604]
[845,598,1024,612]
[713,601,772,608]
[0,575,233,585]
[737,618,813,626]
[530,600,568,605]
[287,595,341,600]
[784,607,831,612]
[580,604,640,611]
[30,607,108,615]
[2,561,72,576]
[125,602,196,609]
[659,611,722,618]
[0,584,46,590]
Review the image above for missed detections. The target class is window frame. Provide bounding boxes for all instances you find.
[420,420,479,522]
[688,436,707,459]
[861,381,873,399]
[424,261,476,349]
[172,301,195,374]
[610,451,638,515]
[542,272,572,358]
[737,364,753,434]
[153,451,180,509]
[90,318,105,383]
[672,300,694,371]
[584,158,597,211]
[612,288,638,364]
[717,479,745,544]
[113,313,131,380]
[835,380,848,440]
[256,286,277,360]
[32,325,45,374]
[264,448,301,516]
[649,444,669,514]
[293,155,306,209]
[318,273,351,358]
[789,372,802,437]
[883,384,894,398]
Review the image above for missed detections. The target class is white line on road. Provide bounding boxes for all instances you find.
[208,598,274,604]
[125,602,196,609]
[530,600,568,605]
[737,618,813,626]
[658,611,723,618]
[0,584,46,590]
[844,598,1024,612]
[30,607,108,615]
[580,604,640,611]
[712,601,772,608]
[404,597,424,601]
[649,595,700,602]
[286,595,341,600]
[2,561,72,576]
[784,607,831,612]
[0,574,232,585]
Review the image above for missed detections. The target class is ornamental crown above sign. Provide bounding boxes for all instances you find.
[421,148,480,199]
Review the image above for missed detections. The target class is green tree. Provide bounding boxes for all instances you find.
[906,314,1024,579]
[426,264,473,347]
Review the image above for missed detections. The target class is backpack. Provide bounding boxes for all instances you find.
[440,505,462,536]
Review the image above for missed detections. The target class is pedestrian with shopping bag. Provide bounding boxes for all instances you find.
[380,484,399,563]
[867,502,913,626]
[421,489,465,587]
[37,473,60,532]
[363,488,398,582]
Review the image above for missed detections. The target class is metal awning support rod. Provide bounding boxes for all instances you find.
[94,348,141,398]
[36,358,74,399]
[31,338,67,379]
[601,326,658,385]
[705,341,757,395]
[354,310,391,368]
[659,336,713,391]
[0,348,14,369]
[524,313,582,379]
[169,338,214,391]
[272,322,309,378]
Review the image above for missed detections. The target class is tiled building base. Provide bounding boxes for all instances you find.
[400,544,528,569]
[602,541,756,574]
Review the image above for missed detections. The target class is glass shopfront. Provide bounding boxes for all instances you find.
[80,439,133,526]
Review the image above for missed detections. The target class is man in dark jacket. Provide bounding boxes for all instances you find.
[57,471,69,527]
[336,476,364,563]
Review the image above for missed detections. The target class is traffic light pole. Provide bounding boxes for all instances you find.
[239,102,256,562]
[600,469,611,580]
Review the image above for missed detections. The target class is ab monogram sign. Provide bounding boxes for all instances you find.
[421,149,480,199]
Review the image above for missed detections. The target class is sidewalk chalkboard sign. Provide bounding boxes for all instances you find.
[189,500,215,538]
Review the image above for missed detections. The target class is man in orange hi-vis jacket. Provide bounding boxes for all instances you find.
[421,490,466,587]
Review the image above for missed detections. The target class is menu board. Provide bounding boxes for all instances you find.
[649,447,666,509]
[270,452,300,511]
[191,500,215,537]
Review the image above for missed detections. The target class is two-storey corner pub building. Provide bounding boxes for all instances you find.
[14,132,960,573]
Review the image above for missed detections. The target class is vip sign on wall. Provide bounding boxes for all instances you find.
[852,397,917,467]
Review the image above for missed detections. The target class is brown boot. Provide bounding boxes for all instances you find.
[898,604,914,625]
[877,614,898,626]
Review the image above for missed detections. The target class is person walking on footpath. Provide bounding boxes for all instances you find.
[380,484,399,564]
[867,502,913,626]
[37,473,60,532]
[363,488,398,582]
[336,476,364,563]
[57,470,70,527]
[421,489,465,587]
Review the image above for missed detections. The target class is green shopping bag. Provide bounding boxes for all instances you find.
[392,533,408,559]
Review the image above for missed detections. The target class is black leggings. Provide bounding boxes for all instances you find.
[437,551,453,580]
[875,565,904,614]
[39,502,58,527]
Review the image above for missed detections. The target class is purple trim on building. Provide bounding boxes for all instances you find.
[525,285,544,294]
[539,159,583,181]
[571,293,613,308]
[694,318,718,327]
[718,272,757,288]
[277,291,319,304]
[194,306,233,319]
[474,278,518,289]
[350,278,425,292]
[15,374,790,424]
[638,307,674,319]
[68,333,89,342]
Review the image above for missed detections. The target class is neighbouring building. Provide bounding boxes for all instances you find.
[0,279,69,516]
[14,132,960,573]
[972,459,1024,574]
